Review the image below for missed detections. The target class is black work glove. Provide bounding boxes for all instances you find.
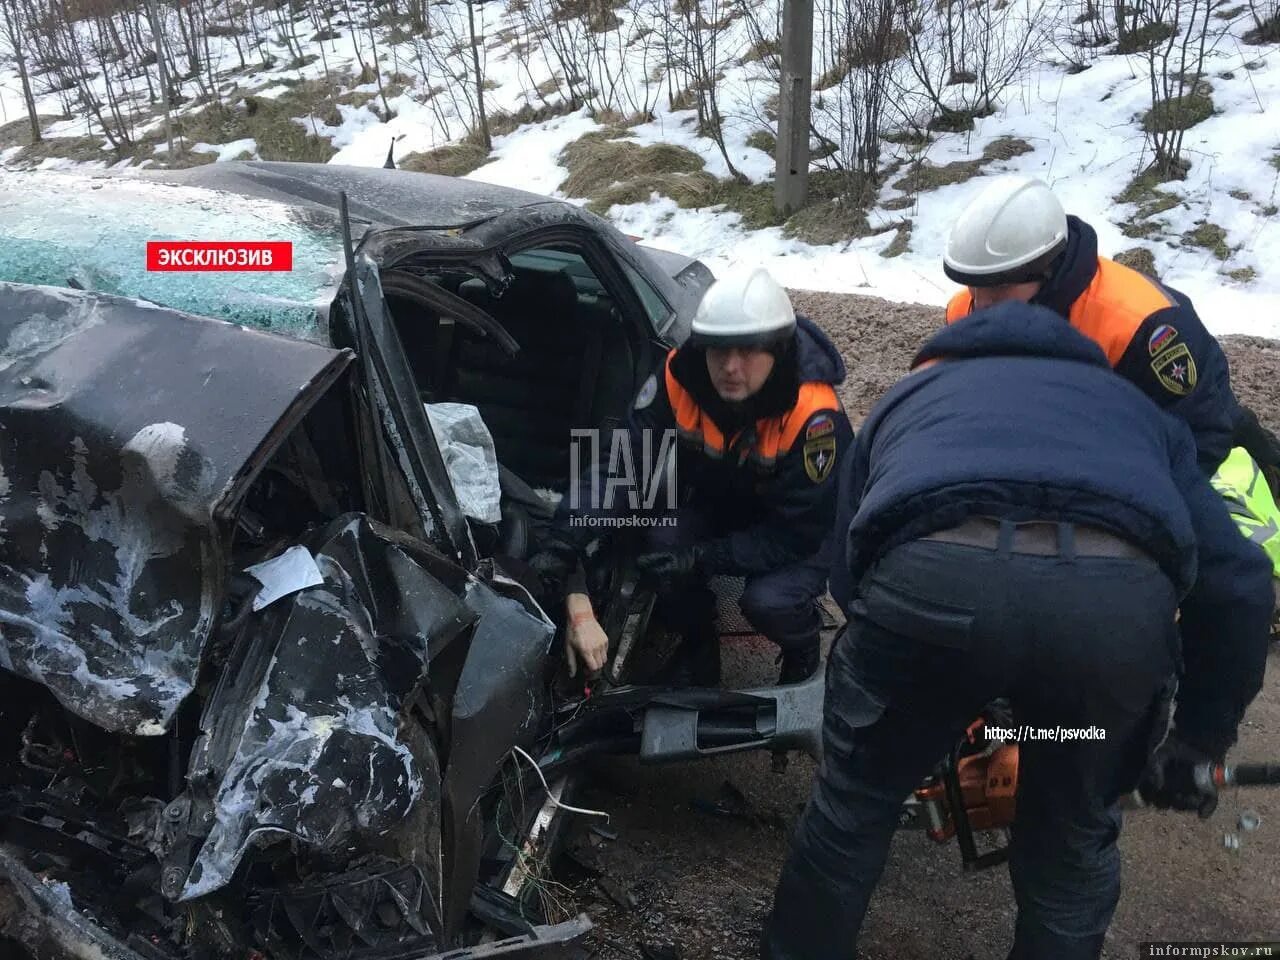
[1235,405,1280,470]
[1138,732,1221,819]
[636,544,705,589]
[526,539,578,598]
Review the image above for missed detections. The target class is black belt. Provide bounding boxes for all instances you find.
[923,516,1154,562]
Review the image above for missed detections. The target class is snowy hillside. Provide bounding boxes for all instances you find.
[1,0,1277,335]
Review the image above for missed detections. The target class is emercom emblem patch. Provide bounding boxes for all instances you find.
[803,436,836,483]
[1151,342,1197,396]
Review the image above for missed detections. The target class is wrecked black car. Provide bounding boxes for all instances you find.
[0,163,824,960]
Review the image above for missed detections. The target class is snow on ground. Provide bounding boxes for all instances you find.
[0,1,1277,335]
[191,138,260,162]
[466,111,604,197]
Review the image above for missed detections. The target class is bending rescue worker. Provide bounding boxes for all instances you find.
[764,301,1273,960]
[531,266,852,686]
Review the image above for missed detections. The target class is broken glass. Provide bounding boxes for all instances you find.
[0,171,345,342]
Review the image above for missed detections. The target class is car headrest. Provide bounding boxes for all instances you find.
[503,267,578,319]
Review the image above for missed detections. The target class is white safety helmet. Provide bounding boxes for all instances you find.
[690,265,796,348]
[943,175,1069,288]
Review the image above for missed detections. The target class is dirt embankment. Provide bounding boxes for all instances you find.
[568,291,1280,960]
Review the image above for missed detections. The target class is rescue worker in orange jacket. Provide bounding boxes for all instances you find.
[530,266,853,685]
[943,175,1280,474]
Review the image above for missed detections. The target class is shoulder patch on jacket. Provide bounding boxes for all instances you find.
[634,372,658,409]
[1147,323,1178,356]
[806,412,835,439]
[1151,342,1197,395]
[803,435,837,483]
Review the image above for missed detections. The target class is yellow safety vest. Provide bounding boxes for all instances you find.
[1210,446,1280,577]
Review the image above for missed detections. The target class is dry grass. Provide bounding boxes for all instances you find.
[1111,165,1183,242]
[1115,21,1175,53]
[0,114,62,149]
[740,36,780,64]
[1113,246,1158,277]
[1142,89,1214,133]
[559,132,704,199]
[982,136,1033,161]
[13,135,108,165]
[1181,221,1231,260]
[746,129,776,154]
[138,78,351,164]
[783,197,870,245]
[880,221,913,258]
[400,142,491,177]
[892,157,984,193]
[586,171,721,214]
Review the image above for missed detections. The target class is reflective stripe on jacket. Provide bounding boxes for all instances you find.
[664,349,839,470]
[1211,446,1280,576]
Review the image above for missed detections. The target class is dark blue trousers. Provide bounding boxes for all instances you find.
[762,535,1179,959]
[645,505,828,662]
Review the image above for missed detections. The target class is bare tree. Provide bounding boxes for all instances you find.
[819,0,899,185]
[466,0,490,147]
[1136,0,1226,178]
[517,0,590,109]
[145,0,173,154]
[659,0,743,179]
[894,0,1051,131]
[0,0,42,143]
[1245,0,1278,39]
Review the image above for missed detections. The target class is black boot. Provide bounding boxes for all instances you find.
[668,622,722,686]
[777,637,821,684]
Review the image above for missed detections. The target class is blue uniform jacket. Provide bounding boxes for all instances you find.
[832,302,1271,753]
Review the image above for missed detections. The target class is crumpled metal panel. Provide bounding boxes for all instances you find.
[181,517,554,915]
[441,572,556,939]
[0,282,350,735]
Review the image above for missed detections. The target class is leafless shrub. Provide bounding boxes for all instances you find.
[894,0,1054,132]
[1133,0,1228,178]
[657,0,743,179]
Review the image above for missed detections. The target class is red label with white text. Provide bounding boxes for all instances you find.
[146,241,293,271]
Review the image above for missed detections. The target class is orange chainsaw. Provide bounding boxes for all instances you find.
[903,714,1280,871]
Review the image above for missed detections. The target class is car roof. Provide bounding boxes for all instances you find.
[137,161,560,230]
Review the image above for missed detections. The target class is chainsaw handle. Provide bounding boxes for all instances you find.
[1194,762,1280,792]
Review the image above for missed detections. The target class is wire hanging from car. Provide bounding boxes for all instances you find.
[509,745,611,822]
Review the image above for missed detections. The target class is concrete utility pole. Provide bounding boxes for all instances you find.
[774,0,813,217]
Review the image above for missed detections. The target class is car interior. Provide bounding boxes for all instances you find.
[379,244,649,562]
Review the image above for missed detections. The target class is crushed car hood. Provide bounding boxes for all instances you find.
[0,282,351,736]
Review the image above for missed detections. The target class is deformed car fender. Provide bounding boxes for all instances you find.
[0,281,351,737]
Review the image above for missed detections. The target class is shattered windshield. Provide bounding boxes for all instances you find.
[0,172,345,343]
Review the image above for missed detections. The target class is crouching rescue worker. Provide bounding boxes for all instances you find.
[942,174,1280,475]
[530,266,852,685]
[763,301,1272,960]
